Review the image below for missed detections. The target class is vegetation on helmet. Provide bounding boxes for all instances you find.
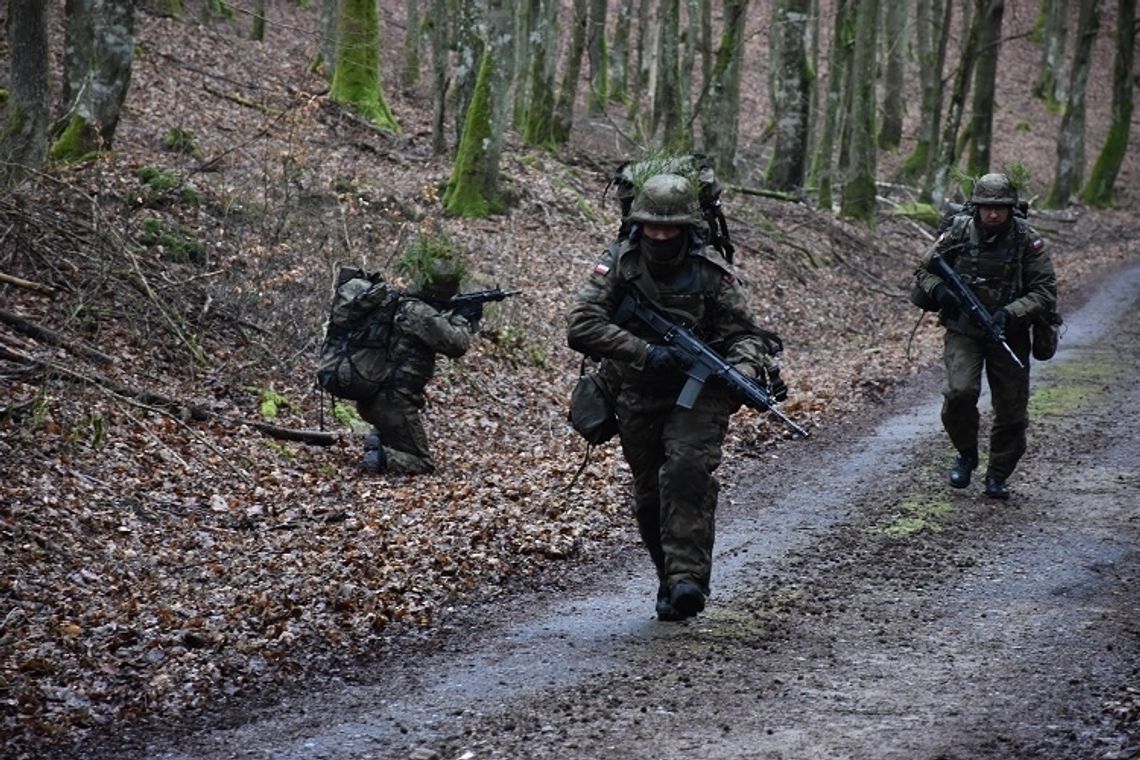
[626,173,704,226]
[397,230,467,299]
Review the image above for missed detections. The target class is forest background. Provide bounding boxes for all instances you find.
[1,0,1138,756]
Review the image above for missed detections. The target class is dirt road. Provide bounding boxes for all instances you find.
[100,264,1139,759]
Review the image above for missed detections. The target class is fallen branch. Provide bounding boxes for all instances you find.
[0,308,117,365]
[0,271,55,295]
[729,185,803,203]
[1,346,339,446]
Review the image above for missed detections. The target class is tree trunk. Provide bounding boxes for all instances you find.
[521,0,559,146]
[63,0,93,112]
[653,0,686,151]
[1034,0,1069,105]
[251,0,266,41]
[766,0,812,190]
[1047,0,1101,207]
[51,0,137,161]
[901,0,949,181]
[452,0,485,145]
[587,0,608,113]
[966,0,1004,177]
[1080,0,1135,207]
[401,0,422,91]
[1,0,51,186]
[485,0,515,174]
[318,0,340,78]
[840,0,879,221]
[444,53,501,217]
[553,0,588,143]
[610,0,633,103]
[811,0,851,210]
[329,0,399,132]
[429,0,448,154]
[877,0,906,151]
[926,0,978,206]
[699,0,748,179]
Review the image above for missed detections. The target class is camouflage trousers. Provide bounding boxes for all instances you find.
[941,327,1032,481]
[357,386,435,475]
[616,387,733,592]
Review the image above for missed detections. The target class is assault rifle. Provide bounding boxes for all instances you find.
[613,294,810,438]
[926,251,1024,369]
[433,286,521,329]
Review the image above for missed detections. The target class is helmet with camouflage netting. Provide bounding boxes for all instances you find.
[970,173,1019,206]
[626,174,704,226]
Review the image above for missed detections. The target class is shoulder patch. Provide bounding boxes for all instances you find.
[1031,237,1045,251]
[722,273,735,286]
[592,262,610,277]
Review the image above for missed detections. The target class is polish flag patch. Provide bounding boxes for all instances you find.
[593,262,610,276]
[1031,237,1045,250]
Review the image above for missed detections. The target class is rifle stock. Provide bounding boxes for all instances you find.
[927,252,1024,369]
[614,295,809,438]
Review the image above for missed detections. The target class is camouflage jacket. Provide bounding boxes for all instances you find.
[915,215,1057,335]
[386,298,471,396]
[566,236,777,396]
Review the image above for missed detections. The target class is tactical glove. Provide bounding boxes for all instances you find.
[644,344,692,372]
[454,302,484,325]
[991,307,1009,335]
[763,366,788,403]
[933,283,961,320]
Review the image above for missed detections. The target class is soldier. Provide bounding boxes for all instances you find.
[566,173,782,621]
[359,256,482,475]
[913,173,1057,499]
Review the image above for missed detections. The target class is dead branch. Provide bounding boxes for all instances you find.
[0,308,117,365]
[729,184,804,203]
[1,346,339,446]
[0,271,55,295]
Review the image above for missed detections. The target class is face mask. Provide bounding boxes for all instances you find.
[639,234,686,266]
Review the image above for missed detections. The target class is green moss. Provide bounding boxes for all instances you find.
[489,324,548,368]
[876,494,954,538]
[1015,121,1032,132]
[48,115,101,163]
[1080,116,1132,208]
[329,0,400,132]
[136,165,180,192]
[892,202,940,227]
[162,127,201,158]
[443,52,500,217]
[247,387,291,419]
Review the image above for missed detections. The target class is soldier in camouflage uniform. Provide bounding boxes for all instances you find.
[359,258,481,475]
[567,174,782,621]
[913,173,1057,499]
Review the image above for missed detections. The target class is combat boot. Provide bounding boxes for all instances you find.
[669,579,706,618]
[983,475,1010,500]
[655,583,684,622]
[362,433,387,473]
[948,448,978,489]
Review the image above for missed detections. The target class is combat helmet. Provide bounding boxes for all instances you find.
[970,173,1018,206]
[626,174,704,227]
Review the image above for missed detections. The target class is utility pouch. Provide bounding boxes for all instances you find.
[568,358,619,445]
[1031,312,1062,361]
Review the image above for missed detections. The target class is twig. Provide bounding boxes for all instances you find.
[0,308,117,365]
[0,271,55,295]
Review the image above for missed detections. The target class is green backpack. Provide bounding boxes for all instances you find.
[316,266,402,401]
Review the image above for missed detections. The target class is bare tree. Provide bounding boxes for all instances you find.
[51,0,137,160]
[429,0,448,154]
[329,0,399,132]
[401,0,422,90]
[699,0,748,179]
[925,0,978,206]
[553,0,588,143]
[610,0,634,103]
[1081,0,1135,206]
[966,0,1005,177]
[901,0,951,181]
[587,0,609,113]
[812,0,852,210]
[767,0,813,190]
[1034,0,1069,105]
[1047,0,1101,207]
[653,0,687,151]
[840,0,879,221]
[1,0,51,186]
[878,0,907,150]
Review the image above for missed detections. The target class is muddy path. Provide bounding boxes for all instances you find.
[96,265,1140,760]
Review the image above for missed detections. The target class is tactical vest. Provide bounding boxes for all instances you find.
[945,216,1025,311]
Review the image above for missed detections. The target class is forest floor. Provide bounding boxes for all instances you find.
[2,2,1139,758]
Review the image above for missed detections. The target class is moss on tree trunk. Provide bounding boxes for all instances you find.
[48,115,102,163]
[330,0,400,133]
[443,53,500,217]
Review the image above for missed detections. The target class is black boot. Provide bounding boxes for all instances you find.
[362,433,387,473]
[669,579,706,618]
[983,475,1010,500]
[948,449,978,489]
[655,583,684,622]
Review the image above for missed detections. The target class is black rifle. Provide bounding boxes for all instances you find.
[926,251,1024,369]
[434,287,521,328]
[613,294,810,438]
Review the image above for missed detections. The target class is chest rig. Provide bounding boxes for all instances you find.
[615,237,723,340]
[946,216,1024,311]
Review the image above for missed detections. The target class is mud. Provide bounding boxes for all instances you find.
[92,265,1140,759]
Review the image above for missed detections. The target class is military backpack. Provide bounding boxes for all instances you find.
[316,266,402,401]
